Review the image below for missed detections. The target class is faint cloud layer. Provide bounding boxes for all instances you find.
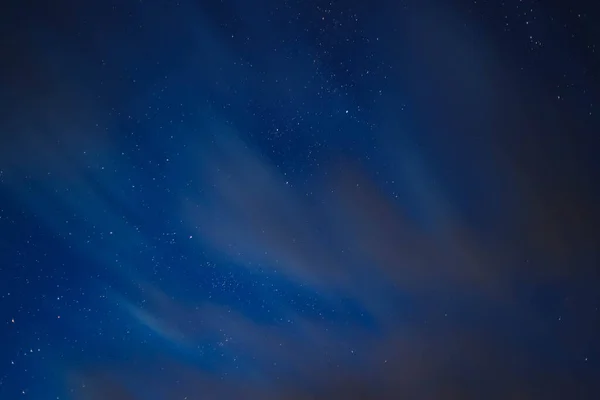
[1,1,597,399]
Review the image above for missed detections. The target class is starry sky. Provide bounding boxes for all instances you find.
[1,0,599,398]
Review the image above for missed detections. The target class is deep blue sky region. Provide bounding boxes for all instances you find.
[1,0,599,398]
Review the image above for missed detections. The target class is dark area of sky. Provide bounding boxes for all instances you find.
[1,0,599,398]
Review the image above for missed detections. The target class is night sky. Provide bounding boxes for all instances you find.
[1,0,599,398]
